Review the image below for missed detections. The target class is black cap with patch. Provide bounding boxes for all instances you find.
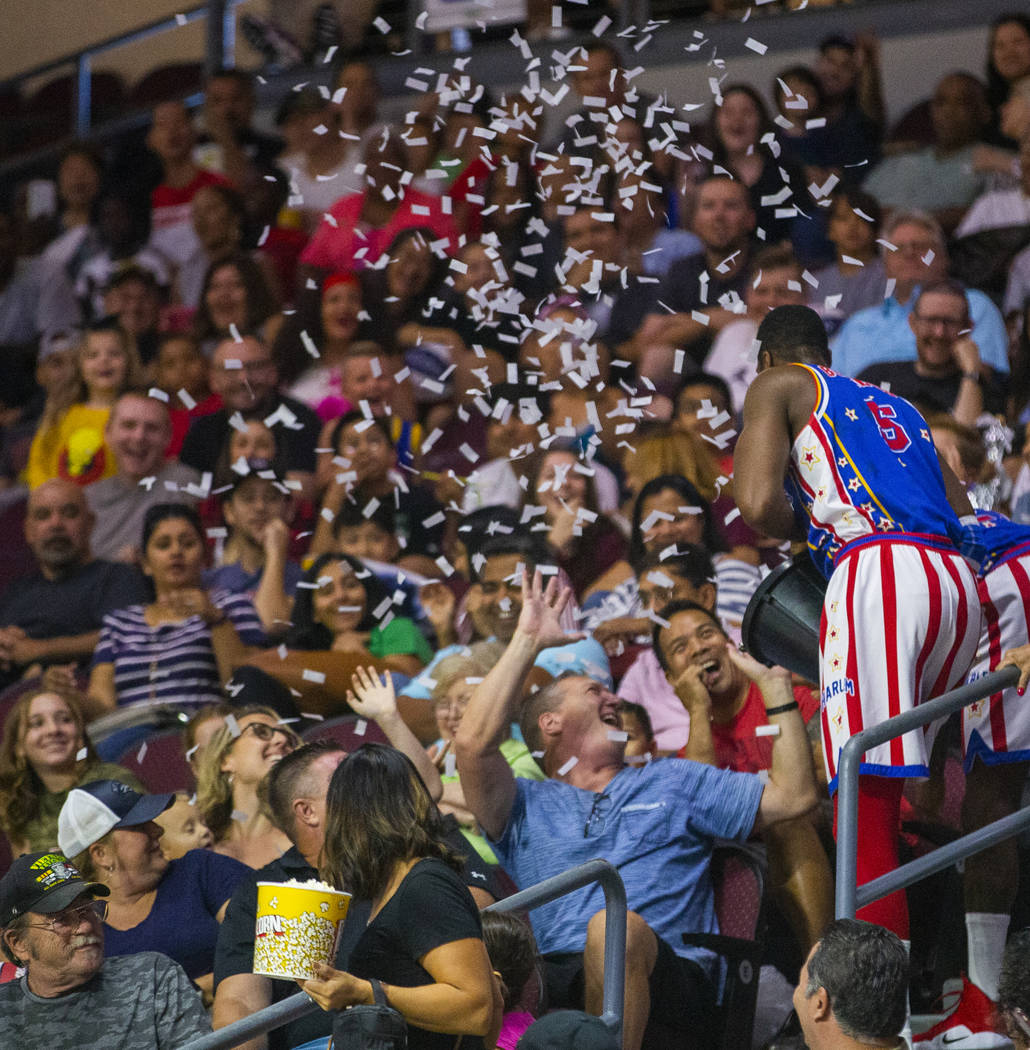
[0,851,109,927]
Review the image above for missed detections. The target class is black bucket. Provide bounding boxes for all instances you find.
[741,554,828,685]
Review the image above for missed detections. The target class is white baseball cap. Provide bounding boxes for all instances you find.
[58,780,175,859]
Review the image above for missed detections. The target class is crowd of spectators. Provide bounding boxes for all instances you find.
[1,8,1030,1049]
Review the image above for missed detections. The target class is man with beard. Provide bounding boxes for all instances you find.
[0,479,146,688]
[0,851,210,1048]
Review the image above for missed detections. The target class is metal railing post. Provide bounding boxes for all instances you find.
[205,0,228,74]
[835,665,1020,919]
[857,806,1030,909]
[834,732,862,920]
[75,53,92,137]
[185,993,319,1050]
[490,858,627,1041]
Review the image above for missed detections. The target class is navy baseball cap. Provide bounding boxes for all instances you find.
[0,852,109,926]
[58,780,175,859]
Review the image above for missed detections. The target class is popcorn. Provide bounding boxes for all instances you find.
[254,880,351,980]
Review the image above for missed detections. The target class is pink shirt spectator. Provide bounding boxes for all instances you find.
[299,188,458,271]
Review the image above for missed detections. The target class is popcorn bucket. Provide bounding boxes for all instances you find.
[253,881,351,980]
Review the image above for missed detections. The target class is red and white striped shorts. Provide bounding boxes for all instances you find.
[963,555,1030,769]
[820,539,981,791]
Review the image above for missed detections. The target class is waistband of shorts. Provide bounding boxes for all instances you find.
[833,531,958,569]
[984,539,1030,575]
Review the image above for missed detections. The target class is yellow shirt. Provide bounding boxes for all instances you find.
[26,404,117,489]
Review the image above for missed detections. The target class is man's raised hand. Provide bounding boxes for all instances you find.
[516,569,584,651]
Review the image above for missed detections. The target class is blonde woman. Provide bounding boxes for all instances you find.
[195,705,298,869]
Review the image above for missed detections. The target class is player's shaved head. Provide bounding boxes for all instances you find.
[755,305,831,370]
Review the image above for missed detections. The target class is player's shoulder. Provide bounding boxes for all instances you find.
[746,362,818,403]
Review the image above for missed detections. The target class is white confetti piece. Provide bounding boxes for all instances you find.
[755,724,781,737]
[302,669,327,684]
[354,719,368,736]
[557,756,579,776]
[177,388,196,410]
[607,729,629,742]
[76,747,88,761]
[301,330,320,359]
[744,36,767,54]
[373,16,391,32]
[136,741,148,763]
[225,714,241,738]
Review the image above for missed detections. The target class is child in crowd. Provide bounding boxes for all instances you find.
[618,700,658,764]
[25,321,143,488]
[481,911,540,1050]
[205,459,302,636]
[155,791,214,860]
[151,332,219,456]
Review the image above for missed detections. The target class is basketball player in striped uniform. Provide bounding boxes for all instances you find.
[734,304,983,942]
[913,511,1030,1048]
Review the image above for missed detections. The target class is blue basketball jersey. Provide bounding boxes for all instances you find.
[974,510,1030,575]
[785,365,964,578]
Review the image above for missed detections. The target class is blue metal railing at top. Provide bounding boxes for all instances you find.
[4,0,242,138]
[835,664,1030,920]
[183,858,628,1050]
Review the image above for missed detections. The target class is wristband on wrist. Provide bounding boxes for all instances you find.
[961,371,981,384]
[764,701,799,717]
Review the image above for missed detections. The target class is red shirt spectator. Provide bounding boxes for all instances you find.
[695,682,820,772]
[300,187,457,272]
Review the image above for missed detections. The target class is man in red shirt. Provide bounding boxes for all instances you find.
[300,130,457,274]
[147,101,230,281]
[655,598,832,954]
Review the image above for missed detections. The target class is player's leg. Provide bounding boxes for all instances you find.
[963,760,1028,998]
[832,775,908,934]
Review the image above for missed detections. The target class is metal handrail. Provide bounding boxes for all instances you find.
[184,858,627,1050]
[835,665,1027,919]
[3,1,241,139]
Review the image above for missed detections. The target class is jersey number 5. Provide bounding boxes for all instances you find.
[865,398,911,453]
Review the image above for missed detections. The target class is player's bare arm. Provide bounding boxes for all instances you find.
[735,366,813,541]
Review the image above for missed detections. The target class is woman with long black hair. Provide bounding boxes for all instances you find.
[301,742,499,1048]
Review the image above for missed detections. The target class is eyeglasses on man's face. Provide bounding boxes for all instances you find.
[25,898,107,934]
